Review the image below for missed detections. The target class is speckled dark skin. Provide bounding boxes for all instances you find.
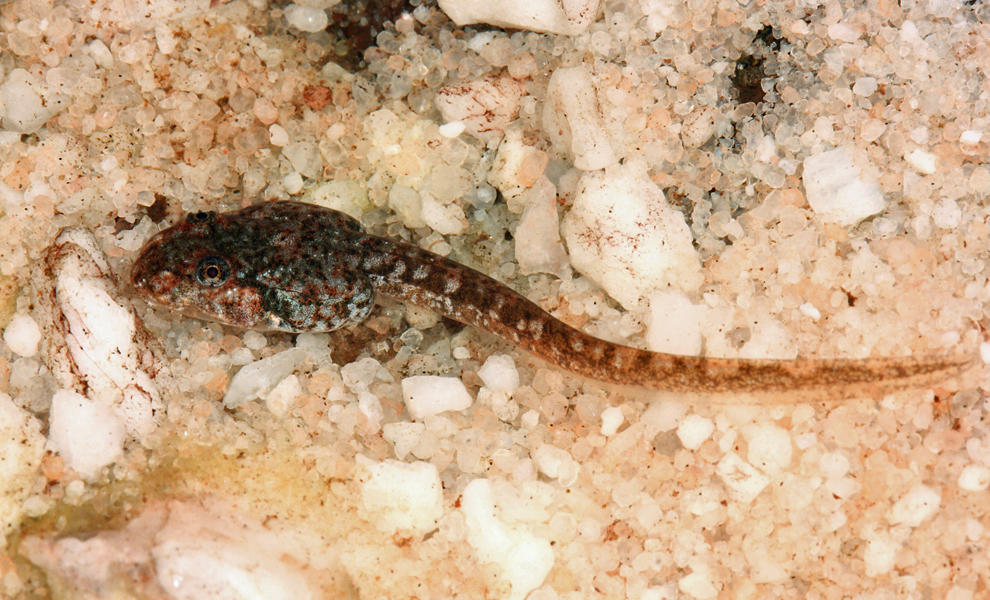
[131,201,972,394]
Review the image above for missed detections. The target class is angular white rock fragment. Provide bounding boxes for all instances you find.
[905,148,937,175]
[514,177,569,277]
[356,456,443,534]
[743,424,793,474]
[3,312,42,357]
[438,120,466,138]
[645,290,705,355]
[678,568,718,599]
[488,127,549,203]
[716,452,769,504]
[543,66,618,170]
[421,193,468,235]
[533,444,579,484]
[863,533,898,576]
[600,406,624,436]
[41,229,162,442]
[0,68,65,132]
[641,399,687,435]
[388,184,427,229]
[478,354,520,393]
[562,161,702,309]
[0,393,44,538]
[223,348,309,408]
[960,130,982,145]
[401,375,473,419]
[932,198,961,229]
[799,302,821,320]
[435,75,523,145]
[461,479,554,600]
[957,465,990,491]
[265,374,303,418]
[802,147,885,226]
[284,3,329,32]
[382,421,427,460]
[889,484,941,527]
[268,124,289,146]
[677,414,714,450]
[438,0,600,35]
[281,141,321,179]
[818,451,850,479]
[48,389,126,481]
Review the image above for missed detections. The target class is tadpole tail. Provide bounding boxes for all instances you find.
[358,235,975,395]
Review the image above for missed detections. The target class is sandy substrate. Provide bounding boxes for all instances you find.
[0,0,988,598]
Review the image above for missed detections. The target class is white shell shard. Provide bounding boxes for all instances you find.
[39,228,163,446]
[562,161,702,309]
[438,0,600,35]
[543,65,619,171]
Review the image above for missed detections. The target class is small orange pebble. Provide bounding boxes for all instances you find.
[41,453,66,482]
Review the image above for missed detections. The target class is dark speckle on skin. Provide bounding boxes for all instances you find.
[131,201,972,394]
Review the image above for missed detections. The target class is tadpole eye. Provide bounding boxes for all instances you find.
[195,256,230,287]
[188,210,215,223]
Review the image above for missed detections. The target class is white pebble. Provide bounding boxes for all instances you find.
[641,400,687,435]
[802,147,885,226]
[421,193,468,235]
[744,424,792,473]
[932,198,962,229]
[889,484,941,527]
[268,124,289,146]
[958,464,990,491]
[799,302,821,320]
[0,69,61,132]
[599,406,624,436]
[437,0,599,34]
[959,129,982,145]
[281,141,321,179]
[533,444,578,484]
[678,568,718,599]
[242,330,267,351]
[543,65,618,171]
[864,533,898,576]
[818,451,850,479]
[852,76,878,96]
[284,4,329,32]
[283,171,304,195]
[478,354,520,393]
[401,376,473,419]
[3,313,41,357]
[438,121,465,138]
[716,452,769,504]
[514,177,569,278]
[357,456,443,535]
[676,415,714,450]
[562,161,702,309]
[382,421,426,460]
[264,374,303,418]
[47,390,125,481]
[461,478,554,600]
[223,348,308,408]
[905,148,937,174]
